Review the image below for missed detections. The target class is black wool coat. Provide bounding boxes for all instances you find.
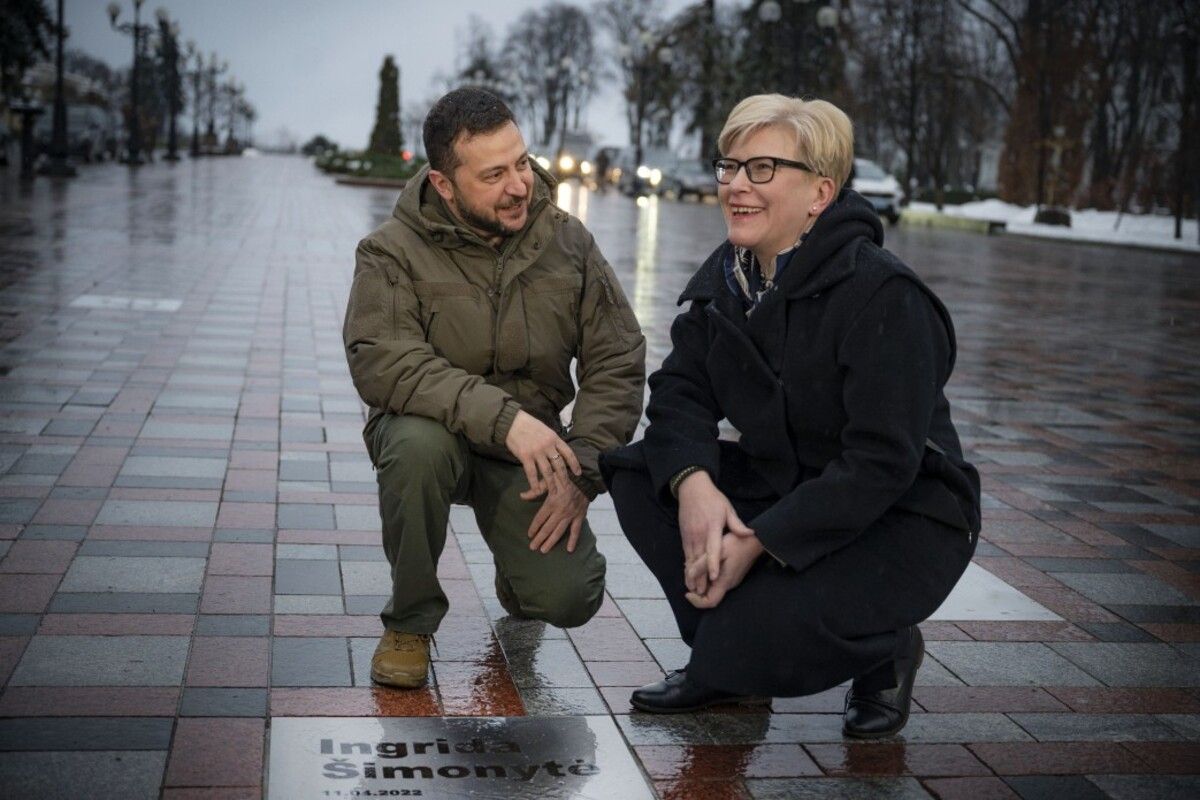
[601,190,981,572]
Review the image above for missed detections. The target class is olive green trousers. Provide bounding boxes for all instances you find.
[367,414,606,634]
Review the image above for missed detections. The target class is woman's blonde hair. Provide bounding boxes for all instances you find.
[718,94,854,193]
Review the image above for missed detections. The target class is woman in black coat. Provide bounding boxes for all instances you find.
[600,95,981,739]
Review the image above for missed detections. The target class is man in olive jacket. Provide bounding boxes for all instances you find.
[343,88,646,688]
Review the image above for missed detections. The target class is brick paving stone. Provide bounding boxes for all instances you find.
[38,612,194,635]
[95,499,218,527]
[50,591,199,614]
[968,742,1147,774]
[806,743,991,777]
[269,686,441,716]
[0,574,58,612]
[434,660,526,716]
[0,686,179,716]
[913,687,1070,713]
[165,718,264,788]
[925,642,1102,686]
[656,778,753,799]
[0,717,173,750]
[1048,642,1200,686]
[208,543,273,575]
[1057,573,1199,606]
[954,621,1093,642]
[9,635,188,686]
[186,636,269,687]
[518,685,610,714]
[1002,776,1109,799]
[179,688,267,717]
[1044,687,1200,714]
[1121,742,1200,773]
[1157,714,1200,739]
[59,555,206,593]
[200,575,271,614]
[0,751,167,799]
[585,660,666,686]
[1086,774,1200,799]
[0,539,77,573]
[638,743,820,779]
[897,713,1034,743]
[1010,713,1184,741]
[745,777,934,798]
[271,636,352,686]
[922,777,1020,799]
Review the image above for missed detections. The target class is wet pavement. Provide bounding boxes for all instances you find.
[0,154,1198,799]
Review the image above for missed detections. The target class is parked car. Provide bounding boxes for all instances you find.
[34,103,119,163]
[614,146,677,196]
[661,158,719,200]
[530,132,596,181]
[851,158,904,224]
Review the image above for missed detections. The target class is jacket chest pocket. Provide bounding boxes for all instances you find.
[522,274,583,366]
[413,282,493,375]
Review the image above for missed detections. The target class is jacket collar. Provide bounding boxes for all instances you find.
[392,161,558,252]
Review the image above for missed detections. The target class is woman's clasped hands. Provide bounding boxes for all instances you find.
[676,470,763,609]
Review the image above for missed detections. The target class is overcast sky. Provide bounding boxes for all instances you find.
[63,0,692,151]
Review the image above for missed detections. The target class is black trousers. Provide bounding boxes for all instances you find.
[608,466,976,697]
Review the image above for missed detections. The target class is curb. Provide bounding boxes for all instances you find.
[900,210,1005,235]
[334,175,408,189]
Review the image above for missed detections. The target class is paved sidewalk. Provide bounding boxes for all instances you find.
[0,156,1198,799]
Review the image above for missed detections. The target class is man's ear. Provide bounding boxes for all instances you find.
[428,169,455,203]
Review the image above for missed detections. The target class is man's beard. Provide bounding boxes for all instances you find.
[451,182,527,239]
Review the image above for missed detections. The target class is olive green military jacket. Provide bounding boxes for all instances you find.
[343,164,646,498]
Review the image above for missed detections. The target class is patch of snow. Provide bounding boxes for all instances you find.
[907,201,1199,253]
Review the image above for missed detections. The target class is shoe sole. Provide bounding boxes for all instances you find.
[842,636,925,739]
[629,694,771,714]
[370,669,428,689]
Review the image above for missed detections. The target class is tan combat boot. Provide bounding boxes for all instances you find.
[371,630,431,688]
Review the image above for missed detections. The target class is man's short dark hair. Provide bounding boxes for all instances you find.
[423,87,517,174]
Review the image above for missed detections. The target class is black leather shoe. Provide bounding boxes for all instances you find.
[630,669,769,714]
[843,626,925,739]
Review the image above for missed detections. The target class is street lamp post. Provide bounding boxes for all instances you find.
[107,0,152,165]
[43,0,76,177]
[156,9,182,161]
[205,53,228,150]
[184,42,202,157]
[623,29,673,169]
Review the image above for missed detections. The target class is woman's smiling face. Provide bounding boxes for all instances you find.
[719,124,823,263]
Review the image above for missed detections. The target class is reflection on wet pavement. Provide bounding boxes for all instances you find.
[1,156,1198,798]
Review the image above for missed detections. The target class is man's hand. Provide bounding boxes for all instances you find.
[677,470,753,594]
[505,410,582,499]
[527,470,589,554]
[685,532,764,609]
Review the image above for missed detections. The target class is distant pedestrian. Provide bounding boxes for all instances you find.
[343,87,646,689]
[601,94,981,739]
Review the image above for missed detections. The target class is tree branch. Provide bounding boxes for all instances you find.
[955,0,1019,74]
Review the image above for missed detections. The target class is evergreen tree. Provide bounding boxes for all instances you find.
[368,55,402,155]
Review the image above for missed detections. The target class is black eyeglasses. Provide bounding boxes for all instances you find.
[712,156,819,184]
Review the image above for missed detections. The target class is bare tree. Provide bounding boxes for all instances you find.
[502,3,597,147]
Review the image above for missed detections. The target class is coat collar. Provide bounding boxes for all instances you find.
[392,161,558,253]
[678,189,883,306]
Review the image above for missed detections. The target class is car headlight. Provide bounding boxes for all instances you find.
[636,165,651,179]
[648,168,662,187]
[535,156,551,170]
[558,155,575,172]
[580,160,592,175]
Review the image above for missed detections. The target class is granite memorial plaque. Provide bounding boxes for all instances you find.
[268,715,654,799]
